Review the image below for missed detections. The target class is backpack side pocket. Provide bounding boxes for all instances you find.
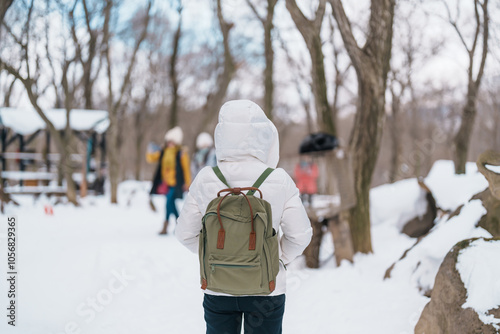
[266,228,280,280]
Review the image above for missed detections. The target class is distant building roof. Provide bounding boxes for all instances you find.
[0,107,109,135]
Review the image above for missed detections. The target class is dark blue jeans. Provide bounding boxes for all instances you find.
[203,294,285,334]
[165,188,179,221]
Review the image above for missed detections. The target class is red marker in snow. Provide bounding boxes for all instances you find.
[44,205,54,215]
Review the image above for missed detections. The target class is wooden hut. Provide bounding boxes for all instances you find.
[0,107,108,196]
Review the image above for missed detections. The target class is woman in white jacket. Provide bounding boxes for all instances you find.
[176,100,312,334]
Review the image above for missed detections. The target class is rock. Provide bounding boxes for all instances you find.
[415,238,500,334]
[473,149,500,237]
[477,150,500,201]
[472,189,500,237]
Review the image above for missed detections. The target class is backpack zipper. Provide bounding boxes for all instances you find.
[210,263,258,273]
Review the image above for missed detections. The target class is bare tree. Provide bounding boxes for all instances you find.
[103,0,152,203]
[168,0,183,128]
[131,11,171,180]
[69,0,105,110]
[195,0,236,136]
[328,15,352,124]
[246,0,278,119]
[388,5,443,182]
[329,0,396,253]
[285,0,336,135]
[1,0,79,204]
[442,0,490,174]
[2,77,17,107]
[388,72,406,183]
[276,31,315,133]
[133,85,152,180]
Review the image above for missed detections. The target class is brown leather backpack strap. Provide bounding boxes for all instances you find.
[215,187,258,250]
[216,192,233,249]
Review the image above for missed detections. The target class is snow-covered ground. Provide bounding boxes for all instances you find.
[0,160,491,333]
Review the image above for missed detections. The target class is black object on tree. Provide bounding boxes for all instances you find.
[299,132,339,154]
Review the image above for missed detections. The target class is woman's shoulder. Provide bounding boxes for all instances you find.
[256,167,293,188]
[270,167,292,179]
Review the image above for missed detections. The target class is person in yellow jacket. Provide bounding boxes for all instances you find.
[146,126,191,234]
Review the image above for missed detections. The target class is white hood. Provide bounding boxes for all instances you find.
[214,100,279,168]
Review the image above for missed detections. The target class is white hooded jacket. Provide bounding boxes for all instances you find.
[176,100,312,296]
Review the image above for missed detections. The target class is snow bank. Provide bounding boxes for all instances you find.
[457,239,500,329]
[370,178,427,229]
[390,199,491,292]
[425,160,488,211]
[385,159,492,292]
[370,159,488,231]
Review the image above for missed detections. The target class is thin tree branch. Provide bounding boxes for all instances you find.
[113,1,152,113]
[69,0,83,64]
[285,0,314,33]
[328,0,364,71]
[470,0,482,61]
[245,0,265,25]
[24,0,35,79]
[313,0,326,31]
[441,0,470,52]
[474,0,489,89]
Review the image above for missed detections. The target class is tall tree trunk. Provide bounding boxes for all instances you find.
[82,40,97,110]
[168,2,182,128]
[286,0,335,135]
[450,0,489,174]
[454,84,478,174]
[389,86,402,183]
[104,0,152,203]
[263,0,277,120]
[246,0,277,119]
[310,33,335,135]
[330,0,395,253]
[195,0,236,140]
[134,90,150,180]
[61,59,78,203]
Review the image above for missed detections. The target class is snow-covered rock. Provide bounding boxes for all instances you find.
[456,238,500,329]
[415,238,500,334]
[385,160,492,293]
[388,200,491,293]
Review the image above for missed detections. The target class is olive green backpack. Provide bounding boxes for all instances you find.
[198,166,279,295]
